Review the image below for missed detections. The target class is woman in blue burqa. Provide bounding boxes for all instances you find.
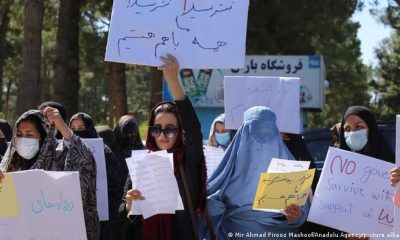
[207,106,310,239]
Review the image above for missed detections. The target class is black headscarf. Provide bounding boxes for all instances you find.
[0,119,11,157]
[0,119,12,141]
[38,101,67,121]
[113,115,144,158]
[96,126,117,150]
[69,112,99,139]
[338,106,394,163]
[282,133,318,191]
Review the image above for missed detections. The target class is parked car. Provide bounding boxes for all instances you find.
[302,123,395,172]
[302,128,332,172]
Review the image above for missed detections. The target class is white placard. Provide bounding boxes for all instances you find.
[127,150,154,216]
[225,55,325,109]
[164,56,326,109]
[82,138,109,221]
[203,145,225,178]
[267,158,310,173]
[0,170,87,240]
[224,76,300,133]
[105,0,249,68]
[308,147,395,239]
[126,150,183,219]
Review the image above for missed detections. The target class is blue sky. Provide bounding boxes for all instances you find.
[351,3,393,67]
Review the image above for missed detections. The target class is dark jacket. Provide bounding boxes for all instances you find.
[282,133,318,191]
[112,115,145,193]
[101,145,125,240]
[70,112,125,240]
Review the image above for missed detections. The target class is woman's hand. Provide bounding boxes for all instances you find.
[284,203,302,222]
[125,189,145,212]
[159,54,185,100]
[160,54,179,83]
[0,170,4,183]
[390,167,400,187]
[43,106,72,140]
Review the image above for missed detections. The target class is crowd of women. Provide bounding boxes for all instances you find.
[0,54,398,240]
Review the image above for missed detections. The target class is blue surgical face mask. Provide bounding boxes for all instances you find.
[214,132,231,148]
[344,129,368,152]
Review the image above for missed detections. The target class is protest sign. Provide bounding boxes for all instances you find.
[224,76,300,133]
[106,0,249,68]
[203,145,225,178]
[82,138,109,221]
[253,169,314,211]
[267,158,310,173]
[0,170,86,240]
[308,147,395,238]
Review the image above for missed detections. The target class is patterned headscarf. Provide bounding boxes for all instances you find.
[0,110,58,172]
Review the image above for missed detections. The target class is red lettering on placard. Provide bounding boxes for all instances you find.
[330,155,356,175]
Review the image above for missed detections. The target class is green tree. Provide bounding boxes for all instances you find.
[247,0,369,128]
[78,2,110,124]
[1,0,374,129]
[371,34,400,121]
[368,0,400,121]
[15,0,44,116]
[0,1,11,114]
[2,1,24,121]
[53,0,81,118]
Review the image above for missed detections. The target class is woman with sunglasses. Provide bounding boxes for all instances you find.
[120,54,207,240]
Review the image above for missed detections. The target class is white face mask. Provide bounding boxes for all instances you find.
[344,129,368,152]
[15,137,40,159]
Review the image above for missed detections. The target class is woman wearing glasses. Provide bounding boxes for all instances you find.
[119,54,207,240]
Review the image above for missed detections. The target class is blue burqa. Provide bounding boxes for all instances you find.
[207,106,310,239]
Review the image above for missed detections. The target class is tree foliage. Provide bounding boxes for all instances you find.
[15,0,44,116]
[368,0,400,122]
[0,0,388,130]
[371,34,400,121]
[247,0,369,128]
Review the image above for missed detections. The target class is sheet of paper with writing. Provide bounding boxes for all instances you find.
[126,150,183,219]
[105,0,249,68]
[253,169,315,211]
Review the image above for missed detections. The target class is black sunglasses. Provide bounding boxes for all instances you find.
[149,126,178,139]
